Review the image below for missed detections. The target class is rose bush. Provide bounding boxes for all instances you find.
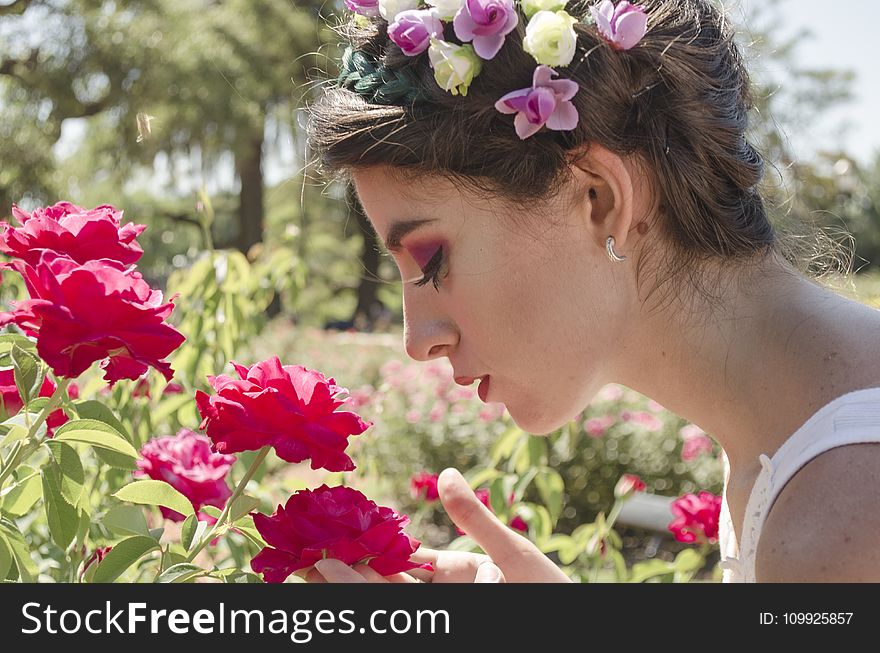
[0,198,724,584]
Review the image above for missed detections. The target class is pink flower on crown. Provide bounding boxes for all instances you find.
[495,64,579,139]
[389,9,445,56]
[590,1,648,51]
[453,0,519,60]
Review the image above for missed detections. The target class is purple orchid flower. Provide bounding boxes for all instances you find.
[590,0,648,51]
[453,0,519,60]
[389,9,445,56]
[494,64,579,140]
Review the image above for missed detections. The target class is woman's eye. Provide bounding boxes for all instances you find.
[412,246,446,291]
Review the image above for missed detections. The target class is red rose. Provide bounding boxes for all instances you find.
[410,471,440,501]
[614,473,646,500]
[0,202,145,266]
[668,490,721,544]
[250,484,432,583]
[0,369,75,436]
[195,356,371,472]
[135,429,235,522]
[0,251,185,385]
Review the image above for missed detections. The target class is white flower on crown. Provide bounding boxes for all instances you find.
[378,0,422,21]
[425,0,465,21]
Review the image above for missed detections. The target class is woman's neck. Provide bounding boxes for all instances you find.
[613,254,880,477]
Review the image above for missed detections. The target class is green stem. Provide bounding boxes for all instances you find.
[185,446,270,563]
[0,377,70,491]
[606,499,624,530]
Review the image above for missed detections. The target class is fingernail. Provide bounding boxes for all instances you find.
[475,563,502,583]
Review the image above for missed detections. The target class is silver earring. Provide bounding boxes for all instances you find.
[606,236,626,262]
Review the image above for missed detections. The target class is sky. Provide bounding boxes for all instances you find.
[734,0,880,167]
[45,0,880,194]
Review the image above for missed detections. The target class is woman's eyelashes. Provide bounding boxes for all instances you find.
[412,245,446,291]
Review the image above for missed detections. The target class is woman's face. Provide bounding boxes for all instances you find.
[351,165,632,435]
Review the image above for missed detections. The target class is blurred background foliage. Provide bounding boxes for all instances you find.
[2,0,880,580]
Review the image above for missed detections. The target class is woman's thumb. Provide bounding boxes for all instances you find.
[474,561,505,583]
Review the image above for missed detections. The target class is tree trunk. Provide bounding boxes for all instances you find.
[235,131,265,256]
[347,183,385,330]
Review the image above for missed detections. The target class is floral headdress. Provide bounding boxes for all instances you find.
[336,0,648,140]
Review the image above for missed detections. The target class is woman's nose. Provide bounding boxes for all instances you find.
[402,295,457,362]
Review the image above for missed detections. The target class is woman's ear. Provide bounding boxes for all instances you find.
[568,143,635,251]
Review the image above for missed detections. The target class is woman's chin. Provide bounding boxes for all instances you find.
[506,404,572,437]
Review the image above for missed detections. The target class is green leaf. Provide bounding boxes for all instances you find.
[0,334,36,354]
[0,424,28,448]
[512,467,539,502]
[231,520,266,549]
[228,494,260,523]
[1,471,42,517]
[92,536,161,583]
[149,527,165,540]
[465,467,502,489]
[71,400,133,444]
[113,480,194,517]
[93,447,139,470]
[490,426,525,465]
[156,563,207,583]
[180,514,208,551]
[0,534,11,580]
[609,549,629,582]
[527,436,547,466]
[45,441,84,506]
[488,476,509,516]
[53,419,139,458]
[534,468,565,524]
[10,344,41,405]
[222,570,263,584]
[102,504,150,537]
[40,462,79,549]
[673,548,705,575]
[199,505,221,519]
[630,559,675,583]
[0,519,38,582]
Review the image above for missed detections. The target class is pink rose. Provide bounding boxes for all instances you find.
[668,491,721,544]
[195,356,372,472]
[0,370,76,437]
[135,429,235,522]
[0,202,145,266]
[250,485,433,582]
[410,471,440,501]
[0,252,185,385]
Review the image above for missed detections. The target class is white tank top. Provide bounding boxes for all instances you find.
[719,386,880,582]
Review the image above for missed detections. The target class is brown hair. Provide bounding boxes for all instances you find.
[305,0,851,316]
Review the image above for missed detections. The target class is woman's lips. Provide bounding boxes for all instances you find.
[477,376,490,402]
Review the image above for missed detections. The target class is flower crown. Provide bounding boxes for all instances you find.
[336,0,648,140]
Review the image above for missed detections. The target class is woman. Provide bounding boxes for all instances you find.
[302,0,880,582]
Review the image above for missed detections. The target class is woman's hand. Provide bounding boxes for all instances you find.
[306,468,571,583]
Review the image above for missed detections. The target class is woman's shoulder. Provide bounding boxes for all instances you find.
[755,440,880,581]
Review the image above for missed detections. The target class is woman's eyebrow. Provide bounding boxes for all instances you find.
[383,218,437,252]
